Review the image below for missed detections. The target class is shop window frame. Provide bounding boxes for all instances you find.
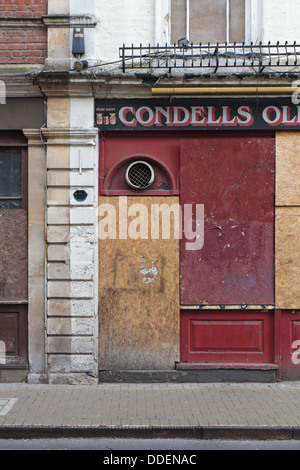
[0,132,28,211]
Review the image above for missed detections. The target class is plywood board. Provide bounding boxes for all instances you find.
[276,207,300,308]
[0,209,28,301]
[98,196,180,370]
[276,132,300,206]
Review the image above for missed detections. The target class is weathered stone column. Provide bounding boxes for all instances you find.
[40,0,98,383]
[41,85,99,384]
[23,130,47,384]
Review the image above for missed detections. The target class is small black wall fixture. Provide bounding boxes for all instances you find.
[72,27,85,56]
[73,190,88,202]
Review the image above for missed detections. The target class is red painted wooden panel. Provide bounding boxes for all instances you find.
[191,320,263,352]
[180,135,275,305]
[279,311,300,380]
[180,310,275,364]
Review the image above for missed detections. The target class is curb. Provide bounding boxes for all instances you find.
[0,425,299,440]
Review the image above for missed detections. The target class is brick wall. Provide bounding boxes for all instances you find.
[0,30,46,64]
[0,0,47,65]
[0,0,47,18]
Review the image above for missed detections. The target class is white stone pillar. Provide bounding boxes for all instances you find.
[42,87,99,384]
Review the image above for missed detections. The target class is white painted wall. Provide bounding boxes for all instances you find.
[262,0,300,43]
[95,0,155,63]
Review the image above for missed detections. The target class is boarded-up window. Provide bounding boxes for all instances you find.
[0,142,28,303]
[0,149,23,209]
[180,135,275,306]
[171,0,245,44]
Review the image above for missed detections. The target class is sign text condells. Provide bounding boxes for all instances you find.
[95,98,300,131]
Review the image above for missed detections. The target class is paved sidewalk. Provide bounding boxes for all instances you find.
[0,382,299,439]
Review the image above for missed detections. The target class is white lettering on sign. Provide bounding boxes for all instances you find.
[118,105,256,128]
[119,106,137,126]
[118,104,300,129]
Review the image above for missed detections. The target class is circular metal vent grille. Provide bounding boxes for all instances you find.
[125,161,155,190]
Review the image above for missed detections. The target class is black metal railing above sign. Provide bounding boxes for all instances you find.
[119,42,300,74]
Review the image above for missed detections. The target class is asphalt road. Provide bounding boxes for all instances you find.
[0,438,299,450]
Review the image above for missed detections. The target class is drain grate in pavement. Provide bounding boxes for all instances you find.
[0,398,17,416]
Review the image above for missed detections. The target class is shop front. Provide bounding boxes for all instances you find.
[96,95,300,382]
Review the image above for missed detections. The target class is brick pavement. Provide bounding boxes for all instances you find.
[0,382,299,439]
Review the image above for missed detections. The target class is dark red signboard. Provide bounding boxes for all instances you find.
[180,135,275,306]
[96,98,300,131]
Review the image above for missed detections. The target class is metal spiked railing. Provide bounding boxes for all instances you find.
[119,41,300,74]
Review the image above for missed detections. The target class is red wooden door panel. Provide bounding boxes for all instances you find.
[180,310,275,364]
[180,135,275,305]
[279,310,300,381]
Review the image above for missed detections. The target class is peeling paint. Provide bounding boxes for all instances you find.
[140,262,159,284]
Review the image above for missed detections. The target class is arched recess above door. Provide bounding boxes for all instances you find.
[101,154,178,196]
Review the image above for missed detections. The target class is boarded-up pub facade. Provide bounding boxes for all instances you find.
[93,0,300,383]
[95,93,300,382]
[2,0,300,384]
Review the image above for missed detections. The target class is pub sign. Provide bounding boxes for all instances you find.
[95,97,300,131]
